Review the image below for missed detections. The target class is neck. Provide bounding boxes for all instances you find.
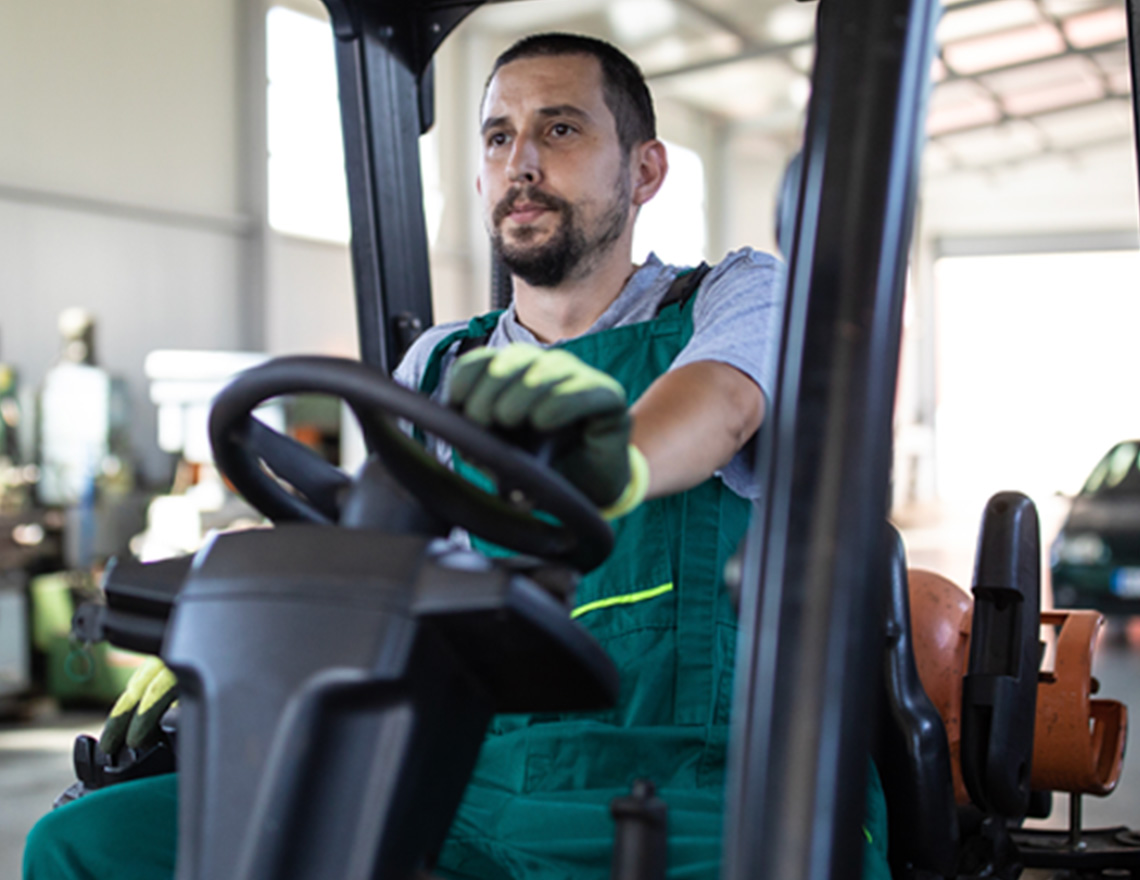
[511,246,637,343]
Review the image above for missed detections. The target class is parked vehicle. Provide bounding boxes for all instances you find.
[1052,440,1140,614]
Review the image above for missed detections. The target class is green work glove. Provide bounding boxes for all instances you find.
[99,656,178,754]
[447,343,649,518]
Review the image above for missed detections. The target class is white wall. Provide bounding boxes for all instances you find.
[264,234,356,357]
[0,0,252,484]
[921,141,1139,237]
[717,128,790,259]
[0,0,241,214]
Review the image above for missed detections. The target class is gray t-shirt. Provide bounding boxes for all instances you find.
[394,247,785,500]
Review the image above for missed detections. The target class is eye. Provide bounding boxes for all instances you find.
[550,122,575,138]
[486,131,509,148]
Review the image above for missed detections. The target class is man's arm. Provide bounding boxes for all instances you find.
[631,360,765,499]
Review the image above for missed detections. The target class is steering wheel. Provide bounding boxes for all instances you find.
[208,355,613,573]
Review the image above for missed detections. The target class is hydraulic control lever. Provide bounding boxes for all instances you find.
[54,725,177,809]
[960,491,1041,818]
[100,555,194,655]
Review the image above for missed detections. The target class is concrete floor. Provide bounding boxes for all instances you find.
[0,709,103,879]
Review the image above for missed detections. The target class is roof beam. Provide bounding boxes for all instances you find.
[931,92,1130,139]
[645,35,813,80]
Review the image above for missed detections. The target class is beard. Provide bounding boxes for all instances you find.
[490,174,631,288]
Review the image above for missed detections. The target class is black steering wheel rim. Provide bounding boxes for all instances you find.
[208,355,613,573]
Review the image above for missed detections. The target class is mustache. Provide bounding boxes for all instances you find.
[492,186,568,226]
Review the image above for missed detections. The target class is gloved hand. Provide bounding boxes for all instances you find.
[99,656,178,754]
[446,343,649,519]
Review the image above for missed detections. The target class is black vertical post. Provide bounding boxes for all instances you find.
[323,2,482,373]
[1127,0,1140,230]
[722,0,938,879]
[333,14,433,374]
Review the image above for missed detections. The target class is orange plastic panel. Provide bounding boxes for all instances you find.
[1031,610,1128,796]
[908,568,973,805]
[909,573,1128,801]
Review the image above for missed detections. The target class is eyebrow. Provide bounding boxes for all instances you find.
[481,104,592,135]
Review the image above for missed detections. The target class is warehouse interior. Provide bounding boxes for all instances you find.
[1,0,1139,875]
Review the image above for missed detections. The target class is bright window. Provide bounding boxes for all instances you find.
[266,6,443,245]
[933,248,1140,505]
[633,140,708,267]
[267,6,351,243]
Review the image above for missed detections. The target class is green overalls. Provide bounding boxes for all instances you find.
[418,289,753,880]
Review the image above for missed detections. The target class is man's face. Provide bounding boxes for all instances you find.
[478,54,634,287]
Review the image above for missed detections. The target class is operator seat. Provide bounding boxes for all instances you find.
[876,524,959,880]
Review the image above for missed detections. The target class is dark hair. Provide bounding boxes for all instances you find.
[487,33,656,154]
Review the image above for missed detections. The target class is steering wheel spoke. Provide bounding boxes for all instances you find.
[241,417,351,521]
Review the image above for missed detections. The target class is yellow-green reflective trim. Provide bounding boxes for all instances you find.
[863,826,873,844]
[570,583,673,620]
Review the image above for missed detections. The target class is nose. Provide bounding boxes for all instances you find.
[506,134,542,185]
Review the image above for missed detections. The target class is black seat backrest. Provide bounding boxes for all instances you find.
[774,150,805,259]
[876,524,959,880]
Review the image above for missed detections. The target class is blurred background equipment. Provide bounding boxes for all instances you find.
[36,308,147,572]
[38,308,130,508]
[136,350,274,562]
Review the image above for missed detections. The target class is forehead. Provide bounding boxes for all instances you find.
[482,54,612,126]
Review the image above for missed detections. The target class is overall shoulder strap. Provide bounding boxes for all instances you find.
[655,262,712,316]
[412,311,503,446]
[457,332,492,356]
[419,310,504,397]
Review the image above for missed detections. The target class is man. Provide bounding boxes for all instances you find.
[394,34,783,879]
[25,32,887,880]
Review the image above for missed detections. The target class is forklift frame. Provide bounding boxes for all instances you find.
[315,0,1140,877]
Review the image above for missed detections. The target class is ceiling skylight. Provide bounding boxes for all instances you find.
[927,79,1003,135]
[765,3,816,43]
[609,0,679,46]
[927,98,1003,136]
[1062,5,1129,48]
[943,22,1066,74]
[1041,0,1113,16]
[938,0,1042,43]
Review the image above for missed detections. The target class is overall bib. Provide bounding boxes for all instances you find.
[418,288,752,880]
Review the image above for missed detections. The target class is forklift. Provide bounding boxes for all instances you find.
[62,0,1140,877]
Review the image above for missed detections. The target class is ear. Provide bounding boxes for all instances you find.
[630,139,668,207]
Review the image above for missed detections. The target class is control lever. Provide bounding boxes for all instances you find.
[961,491,1041,818]
[53,720,177,809]
[610,779,668,880]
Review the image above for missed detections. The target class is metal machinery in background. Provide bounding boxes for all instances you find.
[315,1,940,879]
